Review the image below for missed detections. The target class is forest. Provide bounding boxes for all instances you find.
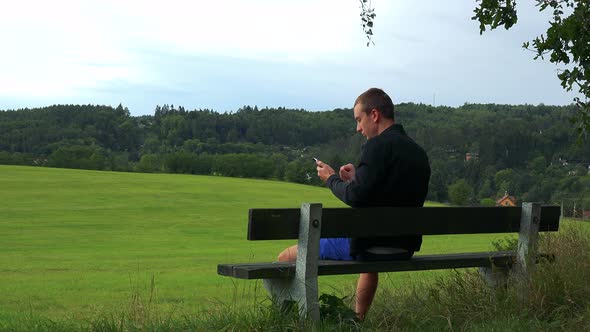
[1,103,588,212]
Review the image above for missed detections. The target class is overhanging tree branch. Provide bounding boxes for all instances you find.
[359,0,376,47]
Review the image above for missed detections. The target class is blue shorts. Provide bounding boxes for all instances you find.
[319,238,354,261]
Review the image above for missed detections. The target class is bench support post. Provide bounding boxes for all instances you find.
[516,202,542,276]
[263,203,322,321]
[479,202,542,291]
[514,202,541,299]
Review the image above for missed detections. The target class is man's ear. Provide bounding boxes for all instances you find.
[370,109,380,123]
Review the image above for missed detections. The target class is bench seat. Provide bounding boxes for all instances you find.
[219,251,554,279]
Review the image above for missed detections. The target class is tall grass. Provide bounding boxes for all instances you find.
[367,221,590,331]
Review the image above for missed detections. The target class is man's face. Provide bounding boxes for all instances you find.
[353,103,378,139]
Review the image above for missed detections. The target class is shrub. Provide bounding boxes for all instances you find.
[480,197,496,206]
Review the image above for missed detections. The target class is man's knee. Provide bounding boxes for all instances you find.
[277,245,297,262]
[277,250,289,262]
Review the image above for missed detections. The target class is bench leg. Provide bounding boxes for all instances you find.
[478,266,509,289]
[263,277,319,319]
[263,279,295,312]
[263,202,322,321]
[513,202,542,301]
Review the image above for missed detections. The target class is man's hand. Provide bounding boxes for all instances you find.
[315,159,336,182]
[339,163,356,182]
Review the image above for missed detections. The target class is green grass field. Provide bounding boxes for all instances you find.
[1,165,524,319]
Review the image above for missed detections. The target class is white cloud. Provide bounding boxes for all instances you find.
[0,0,138,97]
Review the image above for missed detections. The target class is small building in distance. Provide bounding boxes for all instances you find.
[496,192,517,207]
[465,152,479,162]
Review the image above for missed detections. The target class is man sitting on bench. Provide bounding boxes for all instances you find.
[277,87,431,320]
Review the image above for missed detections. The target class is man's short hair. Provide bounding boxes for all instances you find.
[354,88,395,120]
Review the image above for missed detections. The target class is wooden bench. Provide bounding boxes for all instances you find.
[218,202,560,320]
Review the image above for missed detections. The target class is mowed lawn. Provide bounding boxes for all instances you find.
[1,165,516,319]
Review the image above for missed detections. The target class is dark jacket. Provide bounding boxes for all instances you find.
[326,124,431,257]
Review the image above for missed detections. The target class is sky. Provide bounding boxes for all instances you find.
[0,0,578,116]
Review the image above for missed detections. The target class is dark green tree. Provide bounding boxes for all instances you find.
[480,198,496,206]
[448,179,474,206]
[135,154,163,173]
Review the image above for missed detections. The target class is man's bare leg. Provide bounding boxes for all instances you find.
[278,244,298,262]
[355,272,378,320]
[279,245,378,320]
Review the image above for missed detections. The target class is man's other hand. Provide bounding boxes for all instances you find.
[339,163,355,182]
[316,160,336,182]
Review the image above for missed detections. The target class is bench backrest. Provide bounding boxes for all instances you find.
[248,205,561,240]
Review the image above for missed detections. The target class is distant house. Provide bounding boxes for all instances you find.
[496,193,517,207]
[584,210,590,220]
[465,152,479,162]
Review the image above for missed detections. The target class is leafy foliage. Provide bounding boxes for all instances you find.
[318,293,359,325]
[473,0,518,32]
[359,0,376,46]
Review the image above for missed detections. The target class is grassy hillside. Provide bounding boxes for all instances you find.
[1,165,514,319]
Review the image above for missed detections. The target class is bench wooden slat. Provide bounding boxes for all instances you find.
[248,205,560,240]
[217,251,552,279]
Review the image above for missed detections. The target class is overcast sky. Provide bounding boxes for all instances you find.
[0,0,577,116]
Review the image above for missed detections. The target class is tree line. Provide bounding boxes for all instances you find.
[0,102,588,207]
